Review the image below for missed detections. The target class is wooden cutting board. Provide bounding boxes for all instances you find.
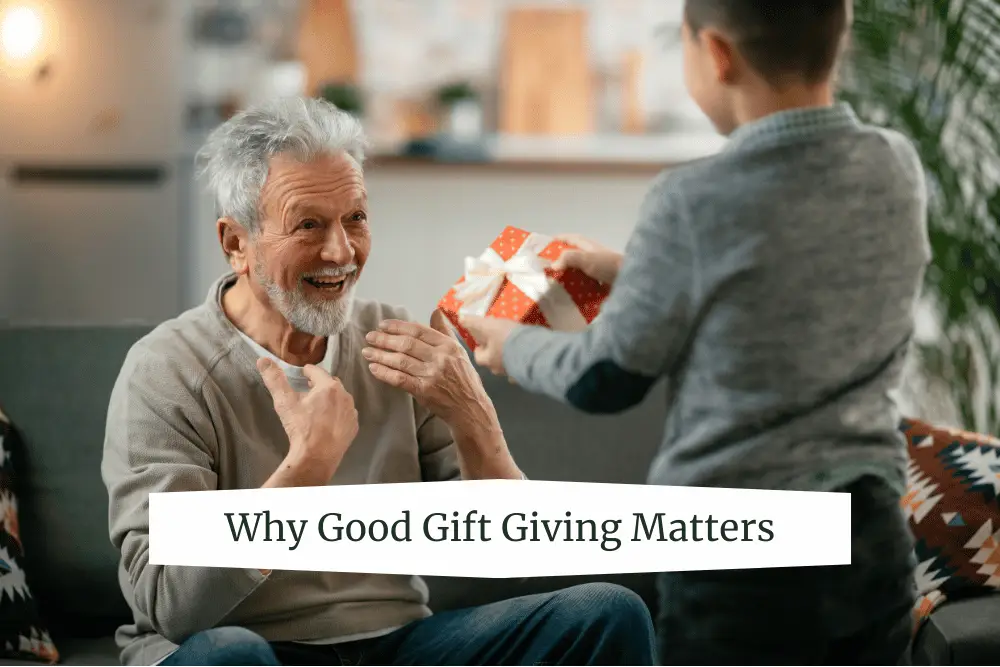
[622,48,645,134]
[499,7,594,135]
[297,0,358,95]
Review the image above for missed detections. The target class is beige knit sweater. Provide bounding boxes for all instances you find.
[102,274,460,665]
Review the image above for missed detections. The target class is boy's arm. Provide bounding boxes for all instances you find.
[502,174,699,413]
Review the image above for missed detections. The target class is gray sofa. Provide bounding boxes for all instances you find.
[0,326,996,665]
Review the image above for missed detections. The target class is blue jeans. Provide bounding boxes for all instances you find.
[160,582,657,665]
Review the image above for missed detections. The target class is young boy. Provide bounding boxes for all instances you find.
[460,0,930,663]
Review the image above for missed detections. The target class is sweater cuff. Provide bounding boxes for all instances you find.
[502,324,540,387]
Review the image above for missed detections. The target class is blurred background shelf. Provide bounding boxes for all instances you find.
[2,0,714,326]
[361,126,723,166]
[487,132,726,163]
[368,155,688,175]
[368,131,726,174]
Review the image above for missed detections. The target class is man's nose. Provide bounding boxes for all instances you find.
[320,222,355,265]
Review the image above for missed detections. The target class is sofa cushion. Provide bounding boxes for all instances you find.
[0,412,59,664]
[0,635,121,667]
[911,593,1000,665]
[900,418,1000,626]
[0,328,149,637]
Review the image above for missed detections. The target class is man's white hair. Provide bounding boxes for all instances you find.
[195,96,368,234]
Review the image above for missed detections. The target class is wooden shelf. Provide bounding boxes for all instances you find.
[364,154,692,176]
[365,132,726,175]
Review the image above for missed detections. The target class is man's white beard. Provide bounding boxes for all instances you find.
[254,261,356,337]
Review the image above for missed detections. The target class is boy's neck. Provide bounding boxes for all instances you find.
[731,82,835,130]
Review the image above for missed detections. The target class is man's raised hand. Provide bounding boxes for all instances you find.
[258,357,358,486]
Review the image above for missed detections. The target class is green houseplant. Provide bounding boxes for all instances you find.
[434,80,484,139]
[318,82,365,117]
[838,0,1000,434]
[435,81,479,108]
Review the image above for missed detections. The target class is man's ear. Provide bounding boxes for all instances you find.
[702,29,738,85]
[218,217,250,275]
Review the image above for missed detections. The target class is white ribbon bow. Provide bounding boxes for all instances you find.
[454,232,588,332]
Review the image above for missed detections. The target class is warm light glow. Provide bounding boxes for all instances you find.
[1,6,43,60]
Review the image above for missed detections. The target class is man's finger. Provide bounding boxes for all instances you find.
[366,330,435,361]
[367,362,419,393]
[302,363,339,388]
[258,358,296,407]
[362,347,421,376]
[379,319,449,346]
[429,308,457,340]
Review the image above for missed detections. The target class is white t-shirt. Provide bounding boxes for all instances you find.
[234,328,339,391]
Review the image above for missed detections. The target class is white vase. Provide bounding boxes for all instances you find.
[446,99,483,140]
[250,61,305,105]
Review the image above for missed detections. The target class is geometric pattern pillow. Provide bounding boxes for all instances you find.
[0,410,59,664]
[899,417,1000,627]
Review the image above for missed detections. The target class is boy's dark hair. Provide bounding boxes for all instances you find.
[684,0,850,85]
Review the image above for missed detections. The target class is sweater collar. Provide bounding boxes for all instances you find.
[724,102,861,154]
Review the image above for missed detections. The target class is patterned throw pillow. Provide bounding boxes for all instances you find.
[0,410,59,664]
[900,417,1000,626]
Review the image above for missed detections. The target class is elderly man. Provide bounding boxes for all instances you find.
[101,97,656,666]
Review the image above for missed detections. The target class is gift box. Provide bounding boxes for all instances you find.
[438,226,610,350]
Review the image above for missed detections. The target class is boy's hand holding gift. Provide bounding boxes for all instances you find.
[549,234,624,285]
[438,227,612,374]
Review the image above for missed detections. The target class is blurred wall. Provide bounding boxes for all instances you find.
[185,164,658,319]
[0,0,699,326]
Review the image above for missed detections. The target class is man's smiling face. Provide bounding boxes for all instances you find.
[247,151,371,337]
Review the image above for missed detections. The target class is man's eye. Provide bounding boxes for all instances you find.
[351,211,367,222]
[301,219,320,230]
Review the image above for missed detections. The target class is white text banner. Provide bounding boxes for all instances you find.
[148,480,851,577]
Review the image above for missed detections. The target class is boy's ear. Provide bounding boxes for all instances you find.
[218,217,251,275]
[702,29,738,85]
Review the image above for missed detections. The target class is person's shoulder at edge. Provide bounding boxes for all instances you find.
[866,124,925,180]
[101,303,228,473]
[114,299,235,397]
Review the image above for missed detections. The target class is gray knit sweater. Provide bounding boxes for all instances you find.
[504,103,931,494]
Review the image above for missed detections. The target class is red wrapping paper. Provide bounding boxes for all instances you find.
[437,226,610,350]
